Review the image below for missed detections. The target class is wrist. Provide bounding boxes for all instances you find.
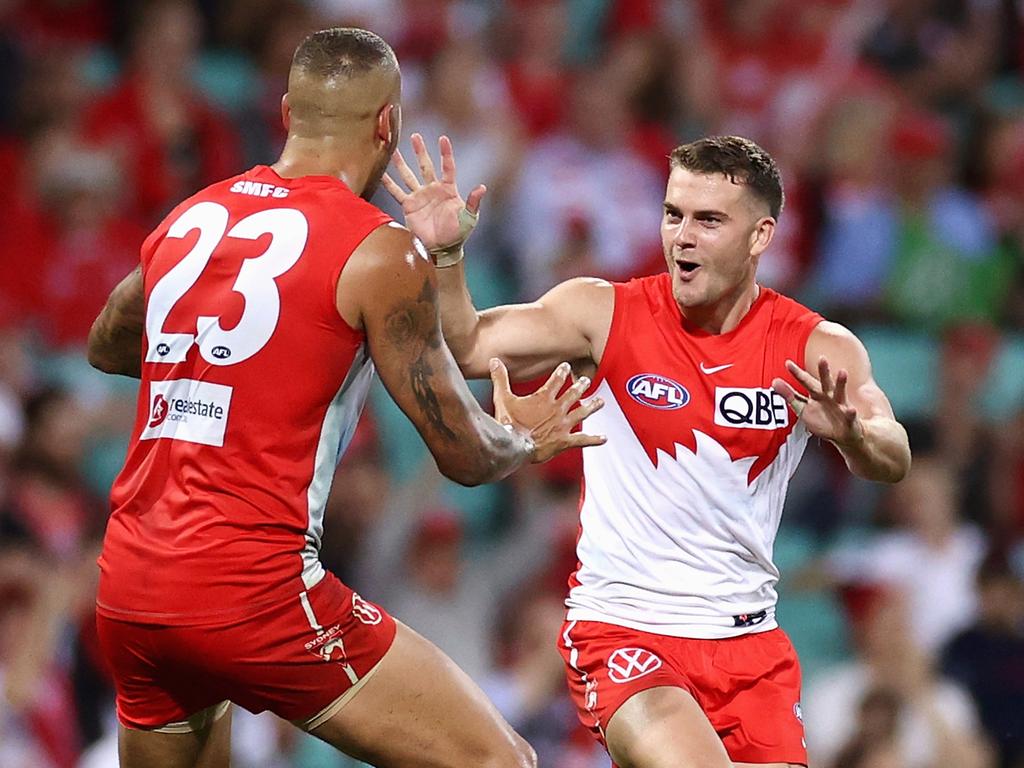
[430,244,465,268]
[833,418,866,451]
[504,422,538,462]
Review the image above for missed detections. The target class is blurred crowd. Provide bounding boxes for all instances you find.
[1,0,1023,766]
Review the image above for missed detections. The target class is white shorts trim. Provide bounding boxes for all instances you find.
[294,654,386,731]
[145,700,231,734]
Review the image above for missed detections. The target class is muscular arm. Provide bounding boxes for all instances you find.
[435,263,613,381]
[804,321,911,483]
[338,225,536,486]
[87,266,144,378]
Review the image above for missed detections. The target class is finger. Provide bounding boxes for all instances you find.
[568,397,604,425]
[818,356,833,397]
[568,432,608,448]
[489,358,511,398]
[439,135,457,184]
[771,377,796,401]
[785,359,823,399]
[392,148,420,190]
[538,362,572,397]
[557,375,592,407]
[411,133,438,183]
[380,173,407,203]
[834,369,848,405]
[466,184,487,215]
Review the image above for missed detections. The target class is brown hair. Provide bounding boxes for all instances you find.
[291,27,398,80]
[669,136,784,219]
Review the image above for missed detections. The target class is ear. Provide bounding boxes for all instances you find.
[376,103,396,146]
[281,94,291,132]
[750,216,775,257]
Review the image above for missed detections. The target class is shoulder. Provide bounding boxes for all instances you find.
[540,276,614,304]
[806,320,869,357]
[348,222,428,275]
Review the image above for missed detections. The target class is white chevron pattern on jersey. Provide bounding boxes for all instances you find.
[566,379,810,639]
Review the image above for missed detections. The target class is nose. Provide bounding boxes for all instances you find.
[673,217,697,249]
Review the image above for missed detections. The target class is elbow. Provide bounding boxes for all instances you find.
[86,344,114,374]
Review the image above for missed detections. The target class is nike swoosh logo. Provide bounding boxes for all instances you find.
[699,362,734,374]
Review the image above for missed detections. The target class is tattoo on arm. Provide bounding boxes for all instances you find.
[384,278,457,441]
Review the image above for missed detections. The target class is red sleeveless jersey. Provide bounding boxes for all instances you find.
[97,166,391,624]
[567,273,823,638]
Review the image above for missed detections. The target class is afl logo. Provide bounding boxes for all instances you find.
[210,346,231,360]
[156,342,171,357]
[626,373,689,410]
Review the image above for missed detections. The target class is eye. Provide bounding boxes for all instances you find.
[663,210,681,224]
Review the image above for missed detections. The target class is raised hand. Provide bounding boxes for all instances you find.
[382,133,486,253]
[489,359,607,463]
[771,356,864,447]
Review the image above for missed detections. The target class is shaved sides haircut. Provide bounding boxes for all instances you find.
[670,136,784,220]
[291,27,398,81]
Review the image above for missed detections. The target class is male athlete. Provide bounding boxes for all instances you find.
[384,133,912,768]
[86,29,605,768]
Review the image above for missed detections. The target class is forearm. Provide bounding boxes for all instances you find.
[458,414,535,486]
[833,416,911,483]
[434,257,487,374]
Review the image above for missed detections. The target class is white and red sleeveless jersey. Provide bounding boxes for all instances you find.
[566,273,822,638]
[97,166,391,625]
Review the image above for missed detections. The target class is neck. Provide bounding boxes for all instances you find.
[680,279,760,335]
[272,136,375,196]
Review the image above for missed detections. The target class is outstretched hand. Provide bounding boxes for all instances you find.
[382,133,486,253]
[771,356,864,447]
[490,359,607,463]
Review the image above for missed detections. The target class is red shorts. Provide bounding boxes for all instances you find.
[96,572,396,731]
[558,620,807,766]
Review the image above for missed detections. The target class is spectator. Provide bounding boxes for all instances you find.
[81,0,240,222]
[828,455,986,654]
[943,553,1024,767]
[804,591,992,768]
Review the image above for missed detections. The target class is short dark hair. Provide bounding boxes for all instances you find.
[669,136,784,219]
[291,27,398,80]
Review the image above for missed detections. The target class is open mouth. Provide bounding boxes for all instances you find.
[675,260,701,276]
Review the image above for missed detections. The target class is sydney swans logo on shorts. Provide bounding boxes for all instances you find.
[305,624,348,663]
[607,647,663,683]
[140,378,232,447]
[352,593,383,625]
[626,374,690,410]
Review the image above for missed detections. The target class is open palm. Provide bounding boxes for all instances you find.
[382,133,486,252]
[771,356,864,446]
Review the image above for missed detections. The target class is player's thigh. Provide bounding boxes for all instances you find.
[118,705,232,768]
[605,685,732,768]
[310,620,535,768]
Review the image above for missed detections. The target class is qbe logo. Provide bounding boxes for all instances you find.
[607,647,663,683]
[626,373,690,410]
[715,387,789,430]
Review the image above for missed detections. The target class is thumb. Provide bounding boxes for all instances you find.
[489,358,511,398]
[466,184,487,215]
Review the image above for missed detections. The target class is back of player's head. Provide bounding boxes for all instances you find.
[670,136,784,220]
[290,27,398,82]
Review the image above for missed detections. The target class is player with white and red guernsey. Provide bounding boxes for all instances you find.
[87,28,605,768]
[384,134,912,767]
